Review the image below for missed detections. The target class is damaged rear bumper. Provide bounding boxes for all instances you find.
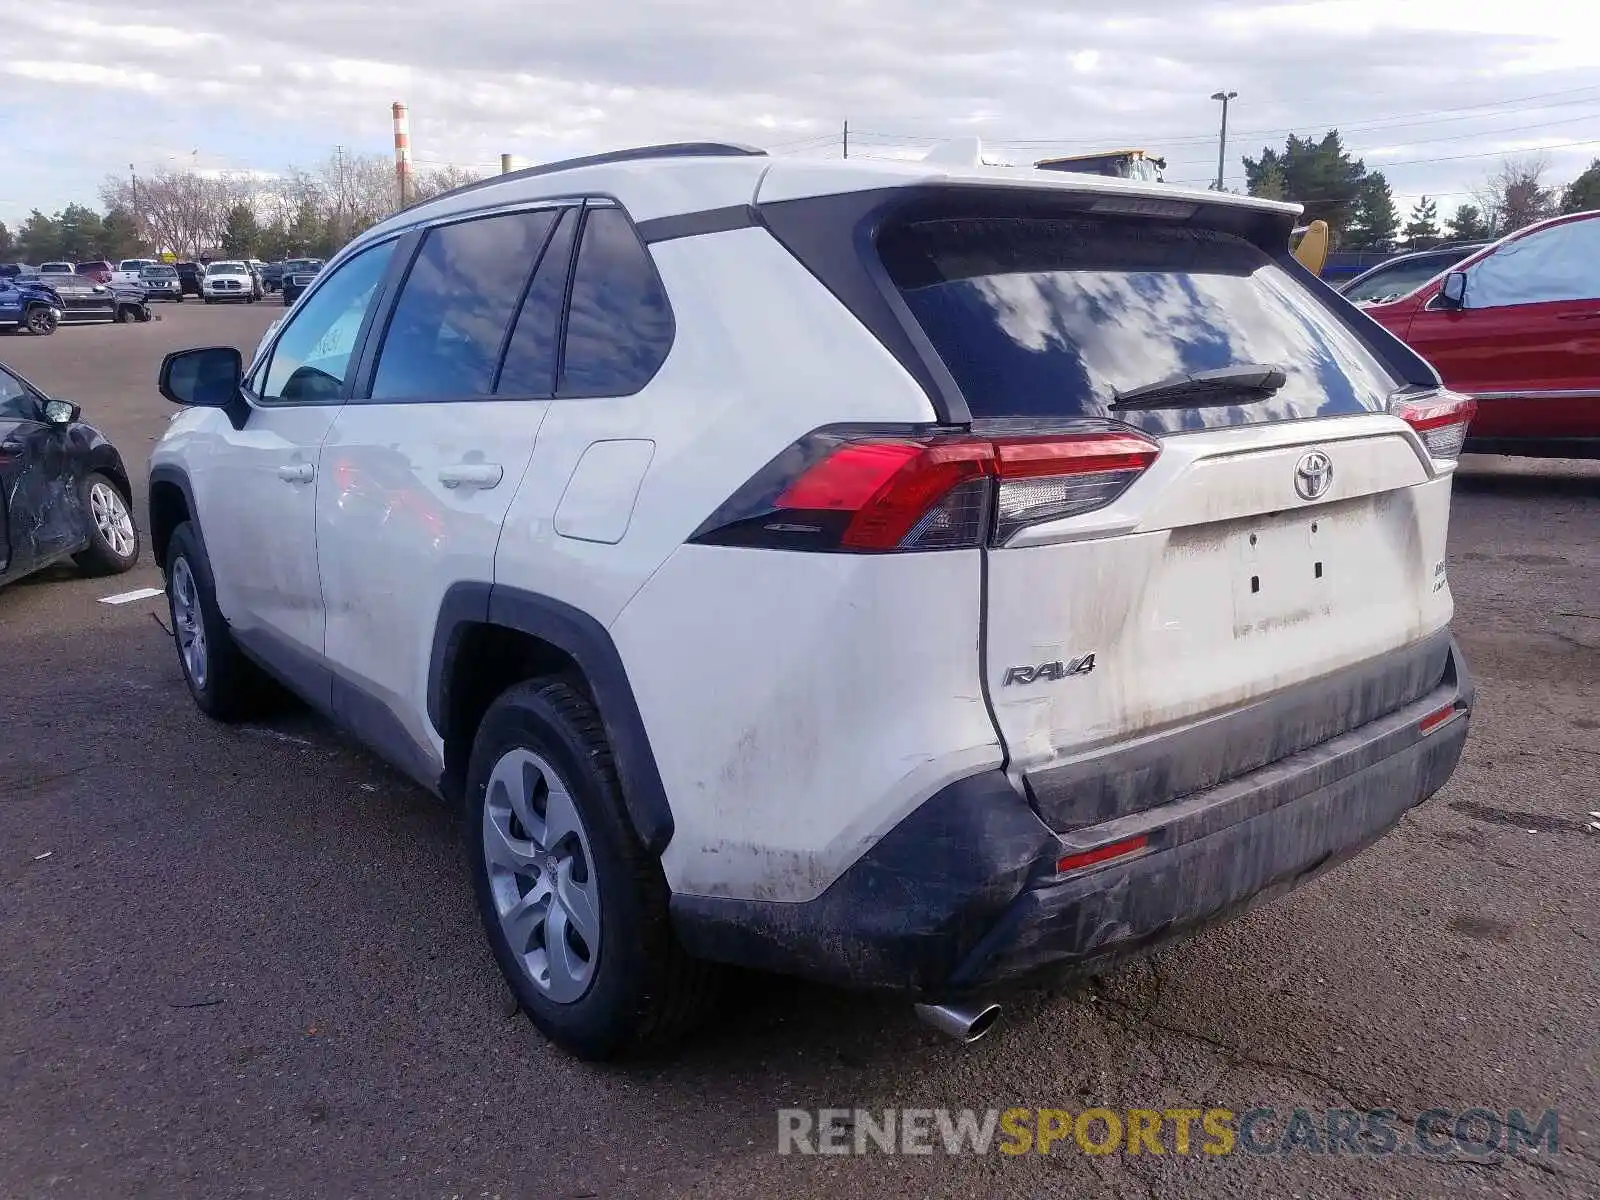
[671,640,1473,996]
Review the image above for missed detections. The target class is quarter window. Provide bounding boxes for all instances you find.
[370,209,560,399]
[259,242,395,404]
[557,206,674,398]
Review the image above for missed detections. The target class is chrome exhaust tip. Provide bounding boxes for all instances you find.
[913,1000,1002,1043]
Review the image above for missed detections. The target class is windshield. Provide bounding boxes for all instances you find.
[880,212,1400,437]
[285,260,322,272]
[119,260,150,270]
[41,263,71,272]
[1343,257,1460,304]
[208,262,246,274]
[141,266,177,278]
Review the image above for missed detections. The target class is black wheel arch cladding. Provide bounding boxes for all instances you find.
[430,582,675,854]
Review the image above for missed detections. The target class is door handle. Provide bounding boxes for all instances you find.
[277,462,315,484]
[437,463,504,490]
[1556,312,1600,321]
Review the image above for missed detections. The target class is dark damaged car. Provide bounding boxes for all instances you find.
[0,361,140,584]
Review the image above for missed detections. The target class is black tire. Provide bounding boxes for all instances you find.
[71,473,140,575]
[24,305,57,336]
[465,679,721,1060]
[203,297,214,305]
[175,294,184,303]
[164,521,279,721]
[116,305,137,324]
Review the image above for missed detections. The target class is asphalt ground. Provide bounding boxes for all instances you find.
[0,300,1596,1200]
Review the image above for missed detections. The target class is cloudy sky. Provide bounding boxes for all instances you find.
[2,0,1598,229]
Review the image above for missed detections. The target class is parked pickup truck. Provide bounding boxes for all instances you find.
[111,259,159,287]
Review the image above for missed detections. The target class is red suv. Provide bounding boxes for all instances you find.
[1363,210,1600,459]
[74,261,113,284]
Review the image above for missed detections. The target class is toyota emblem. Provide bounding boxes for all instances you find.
[1293,450,1333,501]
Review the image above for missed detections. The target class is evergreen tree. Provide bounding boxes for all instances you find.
[1444,204,1491,241]
[1400,196,1441,248]
[220,204,262,257]
[1344,174,1399,250]
[1560,159,1600,215]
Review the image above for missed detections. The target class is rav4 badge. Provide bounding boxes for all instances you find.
[1003,654,1096,686]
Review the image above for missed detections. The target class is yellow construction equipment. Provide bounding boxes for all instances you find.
[1290,221,1330,274]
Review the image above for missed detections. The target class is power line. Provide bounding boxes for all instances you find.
[850,83,1600,151]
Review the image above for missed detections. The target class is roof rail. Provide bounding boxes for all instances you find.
[407,142,768,209]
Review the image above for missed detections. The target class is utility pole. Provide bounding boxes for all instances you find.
[843,120,849,159]
[334,144,346,242]
[501,153,514,174]
[1210,91,1237,191]
[129,163,141,251]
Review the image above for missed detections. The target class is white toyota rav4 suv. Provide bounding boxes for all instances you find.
[149,142,1474,1059]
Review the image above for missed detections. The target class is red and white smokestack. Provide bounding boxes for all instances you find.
[392,101,412,206]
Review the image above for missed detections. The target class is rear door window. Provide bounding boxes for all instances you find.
[370,208,559,400]
[880,215,1400,435]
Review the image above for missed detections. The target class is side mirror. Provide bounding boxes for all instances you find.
[160,346,243,408]
[1438,271,1467,310]
[41,398,80,427]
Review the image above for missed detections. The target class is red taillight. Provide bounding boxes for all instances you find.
[777,439,993,550]
[1396,391,1476,461]
[1418,704,1460,735]
[1056,834,1148,874]
[694,427,1159,553]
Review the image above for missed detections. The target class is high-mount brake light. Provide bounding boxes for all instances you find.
[690,428,1160,552]
[1395,391,1476,462]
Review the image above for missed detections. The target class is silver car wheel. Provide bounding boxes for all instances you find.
[89,481,136,560]
[170,556,208,691]
[482,748,602,1004]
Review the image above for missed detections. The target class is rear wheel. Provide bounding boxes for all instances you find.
[72,474,140,575]
[164,522,279,721]
[466,679,720,1060]
[24,305,57,335]
[116,305,138,324]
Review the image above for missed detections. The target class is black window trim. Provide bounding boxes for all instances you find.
[489,205,579,396]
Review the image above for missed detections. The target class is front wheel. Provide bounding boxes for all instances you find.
[466,679,721,1060]
[116,305,138,324]
[25,305,57,335]
[164,522,280,720]
[72,474,140,575]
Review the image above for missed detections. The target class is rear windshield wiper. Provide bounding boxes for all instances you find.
[1110,364,1287,410]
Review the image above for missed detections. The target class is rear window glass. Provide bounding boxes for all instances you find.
[881,216,1399,433]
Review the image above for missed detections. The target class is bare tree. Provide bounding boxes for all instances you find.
[101,168,236,258]
[412,164,482,202]
[1474,155,1558,236]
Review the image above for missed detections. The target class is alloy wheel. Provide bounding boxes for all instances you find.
[169,556,208,690]
[482,748,602,1003]
[89,482,136,561]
